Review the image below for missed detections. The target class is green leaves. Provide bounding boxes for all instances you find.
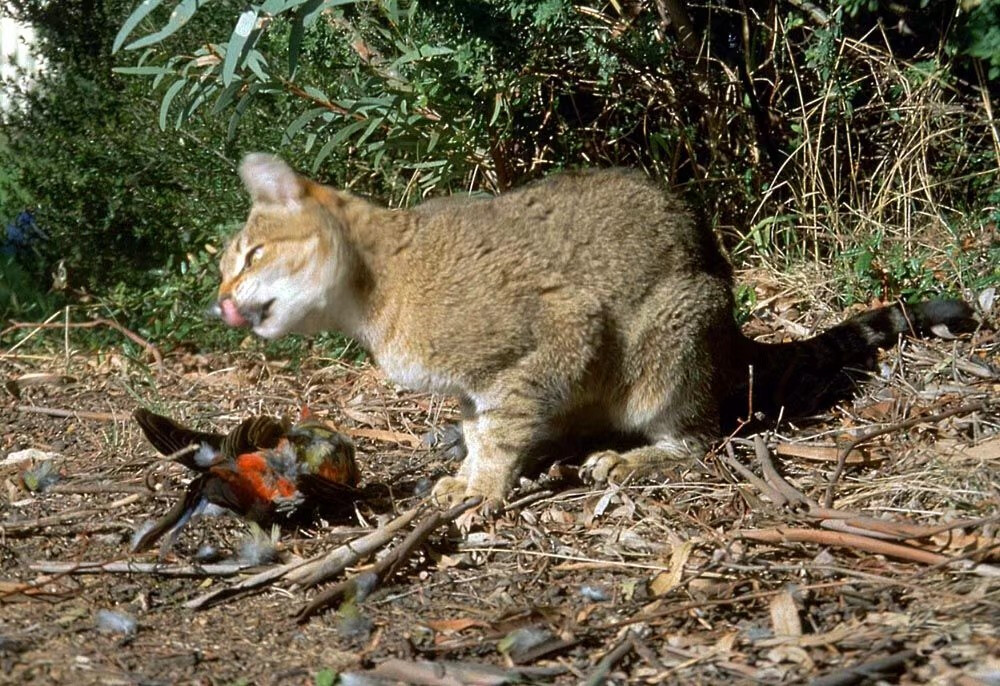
[112,0,165,53]
[116,0,208,52]
[158,79,185,130]
[114,0,499,197]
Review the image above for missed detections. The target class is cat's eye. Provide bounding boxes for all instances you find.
[243,245,263,271]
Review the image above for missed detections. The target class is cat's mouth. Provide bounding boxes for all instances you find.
[210,298,274,329]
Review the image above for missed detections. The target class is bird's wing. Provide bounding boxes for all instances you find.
[295,473,362,519]
[131,473,210,553]
[221,415,290,458]
[133,408,224,469]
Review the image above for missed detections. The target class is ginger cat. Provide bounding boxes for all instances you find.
[214,154,976,505]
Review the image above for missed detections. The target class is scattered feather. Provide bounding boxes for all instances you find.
[21,460,61,492]
[130,521,158,552]
[236,523,280,565]
[193,444,219,468]
[95,609,137,636]
[497,626,552,657]
[978,286,995,314]
[351,570,379,603]
[193,543,221,563]
[930,323,959,340]
[580,585,610,602]
[337,598,374,640]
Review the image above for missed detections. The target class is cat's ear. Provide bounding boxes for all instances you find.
[239,153,305,206]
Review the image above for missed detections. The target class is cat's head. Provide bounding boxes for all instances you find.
[213,154,357,339]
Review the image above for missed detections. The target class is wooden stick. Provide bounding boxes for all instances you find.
[17,405,122,422]
[28,560,260,577]
[739,527,950,566]
[824,401,988,508]
[2,508,109,535]
[754,434,814,508]
[286,505,423,587]
[295,497,481,623]
[583,630,638,686]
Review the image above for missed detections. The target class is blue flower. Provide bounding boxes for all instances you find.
[2,210,43,255]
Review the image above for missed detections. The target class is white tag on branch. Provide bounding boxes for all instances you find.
[235,10,257,38]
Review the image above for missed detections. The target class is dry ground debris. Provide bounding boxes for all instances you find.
[1,304,998,684]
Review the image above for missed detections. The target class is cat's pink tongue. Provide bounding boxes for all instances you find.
[219,299,248,327]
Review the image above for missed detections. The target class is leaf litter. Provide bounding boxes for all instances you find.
[0,308,998,684]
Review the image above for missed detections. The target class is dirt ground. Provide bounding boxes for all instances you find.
[1,306,998,685]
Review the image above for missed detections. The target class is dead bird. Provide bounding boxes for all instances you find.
[132,407,360,554]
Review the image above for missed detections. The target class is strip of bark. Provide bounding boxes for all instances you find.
[344,659,565,684]
[739,527,950,566]
[721,441,788,508]
[295,497,481,622]
[753,434,813,508]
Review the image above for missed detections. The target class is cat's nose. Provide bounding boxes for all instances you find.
[209,298,250,327]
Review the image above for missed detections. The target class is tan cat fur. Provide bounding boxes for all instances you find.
[215,154,974,505]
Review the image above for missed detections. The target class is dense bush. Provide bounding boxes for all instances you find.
[111,0,998,280]
[2,0,997,351]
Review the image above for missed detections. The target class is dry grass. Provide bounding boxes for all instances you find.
[725,17,1000,283]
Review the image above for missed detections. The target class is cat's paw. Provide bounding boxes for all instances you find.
[580,450,634,484]
[431,475,507,525]
[431,476,470,508]
[582,446,695,486]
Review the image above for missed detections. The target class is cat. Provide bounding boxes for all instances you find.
[212,153,976,505]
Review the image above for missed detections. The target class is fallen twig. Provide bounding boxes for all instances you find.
[186,505,423,610]
[824,401,989,508]
[740,527,951,566]
[808,509,992,540]
[501,487,558,514]
[287,505,423,587]
[17,405,122,422]
[810,649,917,686]
[295,496,481,622]
[27,559,261,577]
[185,557,313,610]
[583,629,638,686]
